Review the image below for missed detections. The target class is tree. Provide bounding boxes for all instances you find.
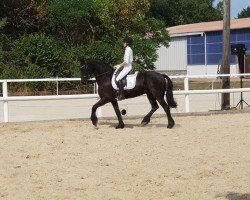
[46,0,170,70]
[46,0,99,44]
[93,0,169,69]
[94,0,151,39]
[0,0,47,39]
[1,0,171,83]
[237,6,250,18]
[149,0,222,27]
[0,18,7,64]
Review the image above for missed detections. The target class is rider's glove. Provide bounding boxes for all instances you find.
[113,65,120,69]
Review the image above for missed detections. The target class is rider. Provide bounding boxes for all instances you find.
[114,37,133,100]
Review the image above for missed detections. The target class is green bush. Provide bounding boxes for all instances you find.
[7,33,72,90]
[0,63,18,79]
[22,63,54,90]
[84,41,123,65]
[10,33,66,78]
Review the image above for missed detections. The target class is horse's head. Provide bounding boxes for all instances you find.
[80,58,114,85]
[80,59,92,85]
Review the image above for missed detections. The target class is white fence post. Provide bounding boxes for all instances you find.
[184,77,190,113]
[56,76,59,95]
[3,81,9,122]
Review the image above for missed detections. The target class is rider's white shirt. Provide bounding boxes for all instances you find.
[124,46,133,67]
[115,46,133,81]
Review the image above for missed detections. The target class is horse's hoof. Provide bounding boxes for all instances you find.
[116,123,124,129]
[141,121,148,126]
[141,117,150,125]
[167,124,173,129]
[92,121,98,126]
[167,120,175,129]
[91,116,98,126]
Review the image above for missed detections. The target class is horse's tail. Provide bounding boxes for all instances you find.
[162,74,177,108]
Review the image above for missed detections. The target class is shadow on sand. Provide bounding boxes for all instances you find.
[217,192,250,200]
[98,121,181,129]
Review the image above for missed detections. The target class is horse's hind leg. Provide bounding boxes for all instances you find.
[111,100,124,129]
[141,93,159,126]
[157,98,175,128]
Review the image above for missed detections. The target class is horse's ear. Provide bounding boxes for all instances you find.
[80,58,85,66]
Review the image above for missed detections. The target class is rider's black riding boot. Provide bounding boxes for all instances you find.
[117,80,125,101]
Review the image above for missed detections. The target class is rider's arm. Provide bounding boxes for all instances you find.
[119,61,128,67]
[114,61,127,69]
[114,47,131,68]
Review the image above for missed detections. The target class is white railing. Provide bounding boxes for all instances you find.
[1,73,250,123]
[0,78,98,123]
[171,73,250,113]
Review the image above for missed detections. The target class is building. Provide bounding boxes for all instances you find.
[155,18,250,75]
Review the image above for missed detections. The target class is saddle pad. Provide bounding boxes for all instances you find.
[112,71,139,90]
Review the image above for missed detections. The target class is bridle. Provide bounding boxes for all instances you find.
[81,60,90,81]
[81,60,113,81]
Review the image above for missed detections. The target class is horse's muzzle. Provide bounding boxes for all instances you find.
[81,77,89,85]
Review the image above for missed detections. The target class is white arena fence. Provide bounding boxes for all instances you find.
[1,74,250,123]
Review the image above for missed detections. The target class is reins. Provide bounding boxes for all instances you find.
[95,70,113,79]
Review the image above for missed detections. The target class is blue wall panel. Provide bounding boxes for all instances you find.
[206,32,222,43]
[187,28,250,65]
[206,31,222,64]
[187,35,205,64]
[188,54,205,65]
[207,43,222,53]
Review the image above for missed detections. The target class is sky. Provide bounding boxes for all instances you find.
[213,0,250,18]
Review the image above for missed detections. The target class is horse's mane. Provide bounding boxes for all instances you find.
[86,59,114,73]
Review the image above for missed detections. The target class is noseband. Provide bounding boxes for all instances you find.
[81,61,90,81]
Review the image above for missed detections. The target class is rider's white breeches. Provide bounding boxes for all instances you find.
[116,65,132,82]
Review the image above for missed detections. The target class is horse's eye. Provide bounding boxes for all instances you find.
[81,64,86,69]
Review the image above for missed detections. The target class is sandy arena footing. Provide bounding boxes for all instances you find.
[0,112,250,200]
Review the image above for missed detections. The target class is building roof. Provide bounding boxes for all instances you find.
[167,17,250,36]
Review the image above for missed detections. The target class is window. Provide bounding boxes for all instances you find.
[187,35,205,65]
[206,32,224,65]
[187,29,250,65]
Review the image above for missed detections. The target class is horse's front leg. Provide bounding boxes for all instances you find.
[111,100,124,129]
[91,98,108,126]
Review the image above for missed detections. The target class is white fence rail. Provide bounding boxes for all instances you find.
[1,74,250,123]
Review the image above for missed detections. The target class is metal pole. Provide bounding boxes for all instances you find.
[3,81,9,122]
[240,76,243,109]
[204,33,207,74]
[184,77,190,112]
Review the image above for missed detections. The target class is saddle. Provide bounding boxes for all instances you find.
[111,68,138,90]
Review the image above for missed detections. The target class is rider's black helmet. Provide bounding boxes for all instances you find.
[123,37,133,46]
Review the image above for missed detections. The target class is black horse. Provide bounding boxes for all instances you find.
[80,59,177,129]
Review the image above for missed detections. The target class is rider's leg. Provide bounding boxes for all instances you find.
[115,66,132,82]
[115,66,132,100]
[116,80,125,100]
